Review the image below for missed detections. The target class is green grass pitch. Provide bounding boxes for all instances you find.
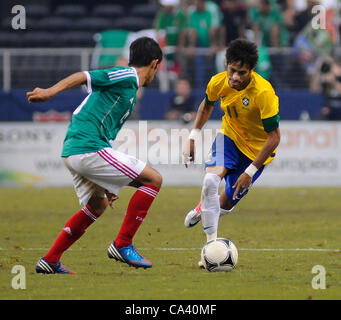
[0,186,340,300]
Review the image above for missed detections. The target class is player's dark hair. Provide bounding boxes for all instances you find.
[225,38,259,70]
[128,37,163,67]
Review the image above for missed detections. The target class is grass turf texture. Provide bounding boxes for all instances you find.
[0,186,340,300]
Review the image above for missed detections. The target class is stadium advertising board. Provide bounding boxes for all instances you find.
[0,121,340,187]
[261,121,340,186]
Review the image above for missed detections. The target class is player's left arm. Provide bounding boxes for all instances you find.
[27,72,87,103]
[251,127,280,169]
[232,128,280,199]
[232,88,280,200]
[232,127,280,200]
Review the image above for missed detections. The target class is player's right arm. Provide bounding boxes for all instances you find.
[183,75,218,167]
[192,99,215,130]
[27,72,87,103]
[183,99,214,167]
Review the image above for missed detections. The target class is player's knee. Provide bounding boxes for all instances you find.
[135,166,162,188]
[151,171,163,189]
[87,196,108,216]
[220,202,234,211]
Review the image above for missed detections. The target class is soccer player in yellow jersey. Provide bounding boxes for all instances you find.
[183,39,281,252]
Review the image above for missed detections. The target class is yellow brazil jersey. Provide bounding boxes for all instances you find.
[205,71,279,165]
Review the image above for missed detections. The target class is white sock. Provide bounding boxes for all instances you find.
[201,173,221,241]
[206,231,217,242]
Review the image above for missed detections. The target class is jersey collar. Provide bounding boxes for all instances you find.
[131,67,139,88]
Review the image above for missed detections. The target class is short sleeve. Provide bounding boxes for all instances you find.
[87,68,138,89]
[205,77,219,105]
[88,69,112,87]
[257,88,280,132]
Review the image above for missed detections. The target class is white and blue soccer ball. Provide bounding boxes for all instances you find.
[200,238,238,272]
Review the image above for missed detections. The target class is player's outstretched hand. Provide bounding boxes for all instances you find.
[27,88,53,103]
[232,173,252,200]
[183,139,195,168]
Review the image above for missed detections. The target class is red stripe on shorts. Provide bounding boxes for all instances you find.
[97,149,138,180]
[102,149,139,179]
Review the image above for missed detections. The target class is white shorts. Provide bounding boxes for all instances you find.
[63,147,146,206]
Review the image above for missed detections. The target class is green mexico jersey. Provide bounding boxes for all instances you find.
[61,66,139,157]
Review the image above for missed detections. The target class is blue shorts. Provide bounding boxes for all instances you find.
[205,133,264,206]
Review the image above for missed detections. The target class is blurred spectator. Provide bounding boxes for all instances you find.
[246,22,272,80]
[311,56,341,120]
[293,21,333,82]
[293,0,318,35]
[187,0,214,53]
[255,44,272,80]
[248,0,290,47]
[219,0,247,46]
[187,0,217,88]
[205,1,224,53]
[154,0,187,76]
[91,30,131,69]
[215,0,247,74]
[114,56,129,67]
[275,0,296,44]
[164,77,196,122]
[280,0,295,27]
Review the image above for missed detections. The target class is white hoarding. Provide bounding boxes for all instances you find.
[0,121,340,187]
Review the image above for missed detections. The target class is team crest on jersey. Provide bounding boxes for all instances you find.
[242,97,249,106]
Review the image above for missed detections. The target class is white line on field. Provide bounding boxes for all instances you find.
[0,247,340,252]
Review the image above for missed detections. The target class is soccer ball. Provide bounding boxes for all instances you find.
[200,238,238,272]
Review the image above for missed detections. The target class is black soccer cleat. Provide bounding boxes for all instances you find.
[36,257,76,274]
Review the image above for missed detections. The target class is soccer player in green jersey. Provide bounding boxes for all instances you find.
[27,37,163,273]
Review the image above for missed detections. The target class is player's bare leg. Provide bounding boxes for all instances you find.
[107,165,162,269]
[219,190,234,211]
[87,194,108,215]
[128,165,162,189]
